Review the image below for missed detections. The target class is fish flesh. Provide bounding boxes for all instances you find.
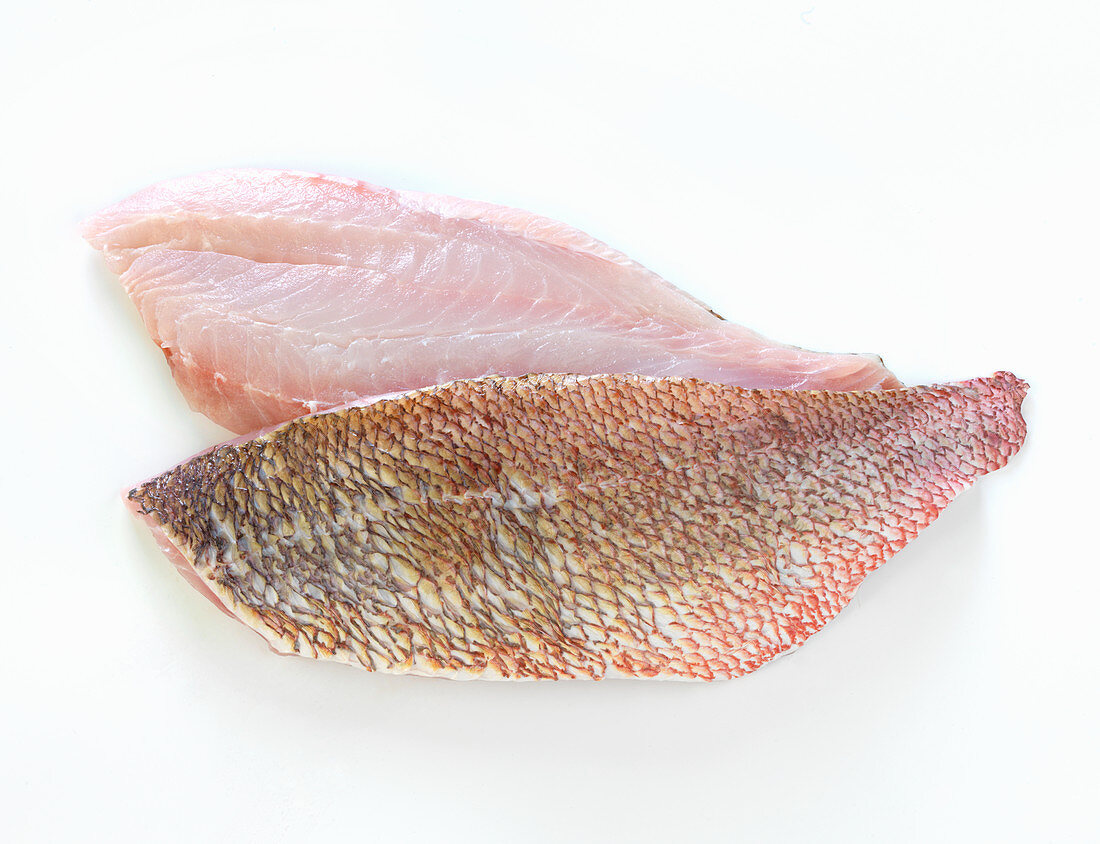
[84,170,900,434]
[126,371,1027,680]
[86,171,901,432]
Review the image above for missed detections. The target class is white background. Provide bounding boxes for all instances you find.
[3,2,1097,841]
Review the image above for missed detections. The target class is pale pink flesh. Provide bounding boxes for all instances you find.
[84,169,901,433]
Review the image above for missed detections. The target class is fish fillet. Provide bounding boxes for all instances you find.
[84,170,900,433]
[126,372,1027,681]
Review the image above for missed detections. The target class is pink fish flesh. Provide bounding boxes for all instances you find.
[84,170,901,433]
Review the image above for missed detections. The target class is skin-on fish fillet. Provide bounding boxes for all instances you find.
[84,170,901,434]
[126,372,1027,681]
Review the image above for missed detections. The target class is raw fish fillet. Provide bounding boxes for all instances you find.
[84,170,900,433]
[127,372,1027,681]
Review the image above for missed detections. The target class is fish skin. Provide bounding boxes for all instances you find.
[126,372,1027,681]
[85,170,901,433]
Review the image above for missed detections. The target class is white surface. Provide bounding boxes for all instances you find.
[3,2,1097,841]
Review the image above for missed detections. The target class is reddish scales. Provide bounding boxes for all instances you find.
[127,372,1027,680]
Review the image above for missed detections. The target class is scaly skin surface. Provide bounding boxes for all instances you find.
[128,373,1027,680]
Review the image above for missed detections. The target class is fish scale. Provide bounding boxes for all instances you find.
[127,372,1026,680]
